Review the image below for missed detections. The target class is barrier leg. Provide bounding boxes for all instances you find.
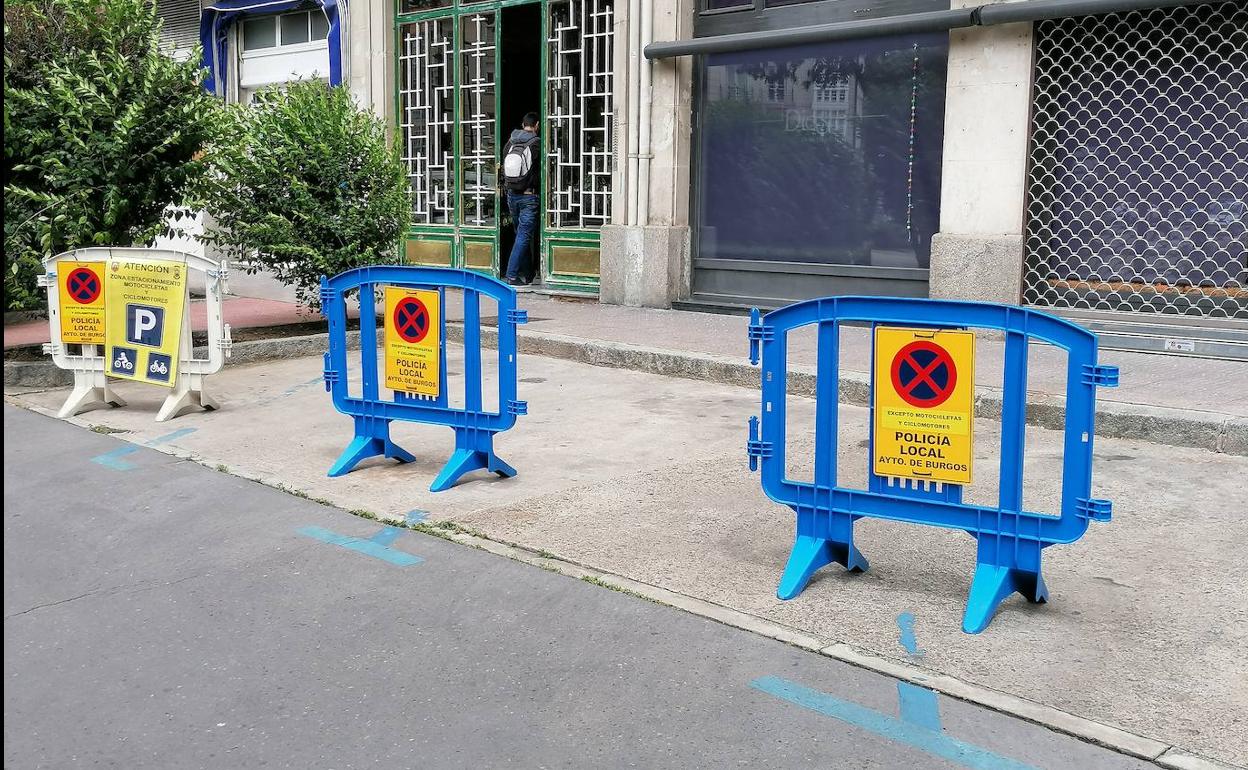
[429,428,515,492]
[328,415,416,477]
[58,372,127,419]
[777,530,869,600]
[962,563,1048,634]
[156,374,218,422]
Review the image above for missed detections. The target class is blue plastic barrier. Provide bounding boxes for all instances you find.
[320,266,527,492]
[747,297,1119,633]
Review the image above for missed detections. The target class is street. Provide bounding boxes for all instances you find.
[3,405,1157,769]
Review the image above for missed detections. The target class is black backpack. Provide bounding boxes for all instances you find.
[502,135,539,192]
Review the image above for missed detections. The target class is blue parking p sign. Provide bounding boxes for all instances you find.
[126,304,165,347]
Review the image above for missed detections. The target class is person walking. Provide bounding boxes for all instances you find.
[501,112,541,286]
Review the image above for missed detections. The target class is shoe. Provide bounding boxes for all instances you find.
[506,277,528,286]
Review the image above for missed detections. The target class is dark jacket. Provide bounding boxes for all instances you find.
[504,129,540,193]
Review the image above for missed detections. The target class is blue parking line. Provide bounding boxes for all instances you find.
[405,510,429,525]
[897,682,942,732]
[297,525,423,567]
[90,427,199,471]
[369,526,404,547]
[897,612,923,657]
[750,676,1037,770]
[91,446,139,470]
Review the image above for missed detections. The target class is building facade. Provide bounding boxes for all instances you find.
[158,0,1248,357]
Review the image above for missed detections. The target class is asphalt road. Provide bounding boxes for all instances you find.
[3,405,1155,769]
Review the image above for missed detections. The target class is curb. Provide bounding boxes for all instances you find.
[6,326,1245,456]
[7,398,1244,770]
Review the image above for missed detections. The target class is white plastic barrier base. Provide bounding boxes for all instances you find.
[41,247,232,422]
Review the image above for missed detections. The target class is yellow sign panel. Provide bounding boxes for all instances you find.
[873,327,975,485]
[384,286,441,397]
[57,261,107,344]
[103,257,188,388]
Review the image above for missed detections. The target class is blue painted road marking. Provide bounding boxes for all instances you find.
[897,682,942,732]
[91,447,139,471]
[369,526,404,547]
[750,676,1037,770]
[405,510,429,525]
[897,612,923,657]
[297,525,423,567]
[90,428,199,470]
[894,611,940,731]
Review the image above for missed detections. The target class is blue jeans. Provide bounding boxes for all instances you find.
[506,192,538,281]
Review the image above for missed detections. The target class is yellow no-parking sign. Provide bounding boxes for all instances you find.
[873,327,975,485]
[57,261,106,344]
[383,286,441,397]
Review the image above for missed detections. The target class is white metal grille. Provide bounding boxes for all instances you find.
[547,0,614,229]
[400,19,455,224]
[460,13,497,227]
[1024,2,1248,320]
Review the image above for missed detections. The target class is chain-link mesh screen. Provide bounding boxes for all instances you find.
[1024,2,1248,320]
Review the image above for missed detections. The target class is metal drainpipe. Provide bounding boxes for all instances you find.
[637,0,653,227]
[626,0,641,225]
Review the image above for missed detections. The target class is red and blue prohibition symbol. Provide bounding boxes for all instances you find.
[66,267,101,304]
[392,296,431,344]
[890,340,957,408]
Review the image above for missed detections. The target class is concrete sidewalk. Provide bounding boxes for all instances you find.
[7,347,1246,768]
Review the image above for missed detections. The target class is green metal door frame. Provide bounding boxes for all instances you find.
[394,0,604,292]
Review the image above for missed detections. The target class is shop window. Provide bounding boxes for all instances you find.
[695,34,949,268]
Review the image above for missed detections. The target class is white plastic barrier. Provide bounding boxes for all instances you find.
[40,247,233,422]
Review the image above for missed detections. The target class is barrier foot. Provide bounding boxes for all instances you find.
[328,421,416,477]
[776,535,869,600]
[57,380,127,419]
[429,447,516,493]
[962,564,1049,634]
[155,384,218,423]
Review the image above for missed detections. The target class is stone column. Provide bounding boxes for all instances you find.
[347,0,394,125]
[600,0,695,308]
[928,1,1034,304]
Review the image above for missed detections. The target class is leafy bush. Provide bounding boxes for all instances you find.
[3,0,219,312]
[194,81,412,308]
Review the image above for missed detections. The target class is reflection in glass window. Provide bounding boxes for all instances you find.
[310,11,329,39]
[706,0,752,10]
[242,17,277,50]
[695,34,949,269]
[280,12,310,45]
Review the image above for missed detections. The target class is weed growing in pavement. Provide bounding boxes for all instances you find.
[89,425,129,435]
[579,575,655,603]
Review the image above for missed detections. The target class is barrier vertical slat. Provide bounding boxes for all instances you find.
[760,321,787,496]
[463,288,483,412]
[326,281,349,402]
[998,330,1028,512]
[813,318,839,490]
[359,282,380,401]
[1061,344,1097,534]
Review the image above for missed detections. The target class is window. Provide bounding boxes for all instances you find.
[241,10,330,52]
[694,35,949,268]
[814,84,848,104]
